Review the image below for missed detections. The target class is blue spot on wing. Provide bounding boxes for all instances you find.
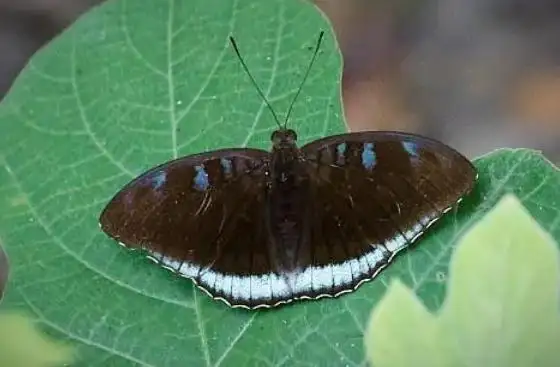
[336,142,347,156]
[336,142,347,164]
[361,142,376,170]
[152,171,166,190]
[138,170,166,191]
[403,141,419,157]
[220,158,233,176]
[193,165,210,191]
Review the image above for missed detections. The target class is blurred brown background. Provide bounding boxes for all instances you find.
[1,0,559,160]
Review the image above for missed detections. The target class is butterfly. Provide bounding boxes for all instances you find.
[99,32,477,309]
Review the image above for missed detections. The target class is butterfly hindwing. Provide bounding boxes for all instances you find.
[297,131,476,296]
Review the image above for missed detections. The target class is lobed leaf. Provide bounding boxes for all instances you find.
[365,195,560,367]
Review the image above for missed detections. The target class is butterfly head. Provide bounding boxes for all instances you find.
[271,128,298,149]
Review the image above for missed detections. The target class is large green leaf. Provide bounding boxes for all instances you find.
[0,0,559,365]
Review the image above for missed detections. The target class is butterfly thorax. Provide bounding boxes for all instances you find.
[266,129,311,272]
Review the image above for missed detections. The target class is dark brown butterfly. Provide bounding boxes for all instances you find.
[99,32,476,309]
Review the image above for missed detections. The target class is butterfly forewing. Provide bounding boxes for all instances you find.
[99,148,282,306]
[297,131,476,297]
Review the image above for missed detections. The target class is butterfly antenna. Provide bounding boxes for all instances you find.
[229,36,283,129]
[283,31,325,129]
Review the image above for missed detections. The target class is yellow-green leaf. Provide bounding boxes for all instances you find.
[365,194,560,367]
[365,280,447,367]
[0,311,73,367]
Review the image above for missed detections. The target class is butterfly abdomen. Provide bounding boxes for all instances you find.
[266,146,311,271]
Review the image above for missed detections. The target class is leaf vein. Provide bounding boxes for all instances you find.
[2,160,195,310]
[241,2,286,147]
[19,291,156,367]
[70,38,136,177]
[214,312,258,366]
